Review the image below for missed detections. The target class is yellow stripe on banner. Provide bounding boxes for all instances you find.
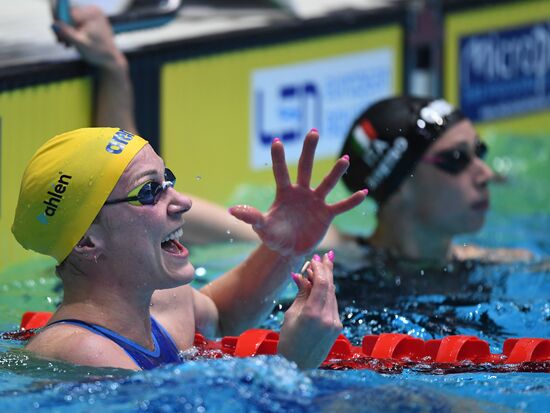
[161,25,403,204]
[0,78,92,271]
[444,0,550,135]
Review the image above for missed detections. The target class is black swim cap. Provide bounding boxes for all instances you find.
[340,96,465,204]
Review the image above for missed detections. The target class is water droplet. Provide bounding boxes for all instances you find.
[195,267,207,277]
[195,176,202,181]
[226,230,231,235]
[229,238,234,243]
[420,269,425,276]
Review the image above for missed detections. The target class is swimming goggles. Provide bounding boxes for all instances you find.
[105,168,176,206]
[422,141,488,175]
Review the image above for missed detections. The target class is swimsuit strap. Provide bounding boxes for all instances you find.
[47,316,181,370]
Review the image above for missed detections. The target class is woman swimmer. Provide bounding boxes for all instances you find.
[331,96,531,269]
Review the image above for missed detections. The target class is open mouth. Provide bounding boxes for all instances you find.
[161,227,186,255]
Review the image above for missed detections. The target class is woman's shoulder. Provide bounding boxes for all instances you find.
[452,244,534,264]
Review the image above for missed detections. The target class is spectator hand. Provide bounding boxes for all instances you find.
[277,252,342,369]
[52,6,125,70]
[229,130,367,257]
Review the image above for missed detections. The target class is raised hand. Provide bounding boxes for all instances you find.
[229,130,367,257]
[52,6,125,71]
[277,252,342,369]
[52,5,136,133]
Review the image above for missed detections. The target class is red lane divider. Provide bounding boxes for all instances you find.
[504,338,550,364]
[363,334,425,361]
[20,311,53,330]
[427,335,497,363]
[7,311,550,373]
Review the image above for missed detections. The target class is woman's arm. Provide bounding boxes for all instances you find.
[197,131,366,336]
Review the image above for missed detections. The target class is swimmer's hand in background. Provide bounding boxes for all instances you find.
[278,252,341,370]
[51,5,137,135]
[52,5,125,71]
[229,130,367,257]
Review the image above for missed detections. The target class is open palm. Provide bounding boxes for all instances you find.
[230,130,367,257]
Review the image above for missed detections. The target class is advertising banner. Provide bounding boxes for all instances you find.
[251,49,394,169]
[459,22,550,122]
[444,0,550,134]
[162,25,403,202]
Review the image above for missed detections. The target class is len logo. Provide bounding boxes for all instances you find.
[37,173,72,224]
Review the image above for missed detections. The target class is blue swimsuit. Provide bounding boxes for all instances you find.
[48,317,181,370]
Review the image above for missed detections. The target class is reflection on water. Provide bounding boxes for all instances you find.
[0,244,548,412]
[0,353,525,413]
[3,235,548,411]
[331,240,550,348]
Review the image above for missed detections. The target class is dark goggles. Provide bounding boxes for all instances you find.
[105,168,176,206]
[422,141,488,175]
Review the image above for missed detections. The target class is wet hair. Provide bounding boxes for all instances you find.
[340,96,465,204]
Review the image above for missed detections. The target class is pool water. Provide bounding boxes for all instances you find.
[0,134,549,412]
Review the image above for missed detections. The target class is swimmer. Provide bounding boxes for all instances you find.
[331,96,531,267]
[51,5,258,245]
[12,127,367,370]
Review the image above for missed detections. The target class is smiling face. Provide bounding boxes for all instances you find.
[399,119,494,236]
[97,145,195,289]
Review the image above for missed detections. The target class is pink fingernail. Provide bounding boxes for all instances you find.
[227,207,234,213]
[327,250,335,262]
[310,128,318,133]
[273,137,281,144]
[312,254,321,262]
[362,188,369,195]
[342,154,350,161]
[291,272,300,286]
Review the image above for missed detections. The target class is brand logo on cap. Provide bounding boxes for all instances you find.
[365,137,408,190]
[105,130,135,154]
[37,173,72,224]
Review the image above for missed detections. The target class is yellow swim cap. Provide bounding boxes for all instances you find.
[12,128,148,262]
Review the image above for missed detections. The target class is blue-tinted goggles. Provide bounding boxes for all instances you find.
[105,168,176,206]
